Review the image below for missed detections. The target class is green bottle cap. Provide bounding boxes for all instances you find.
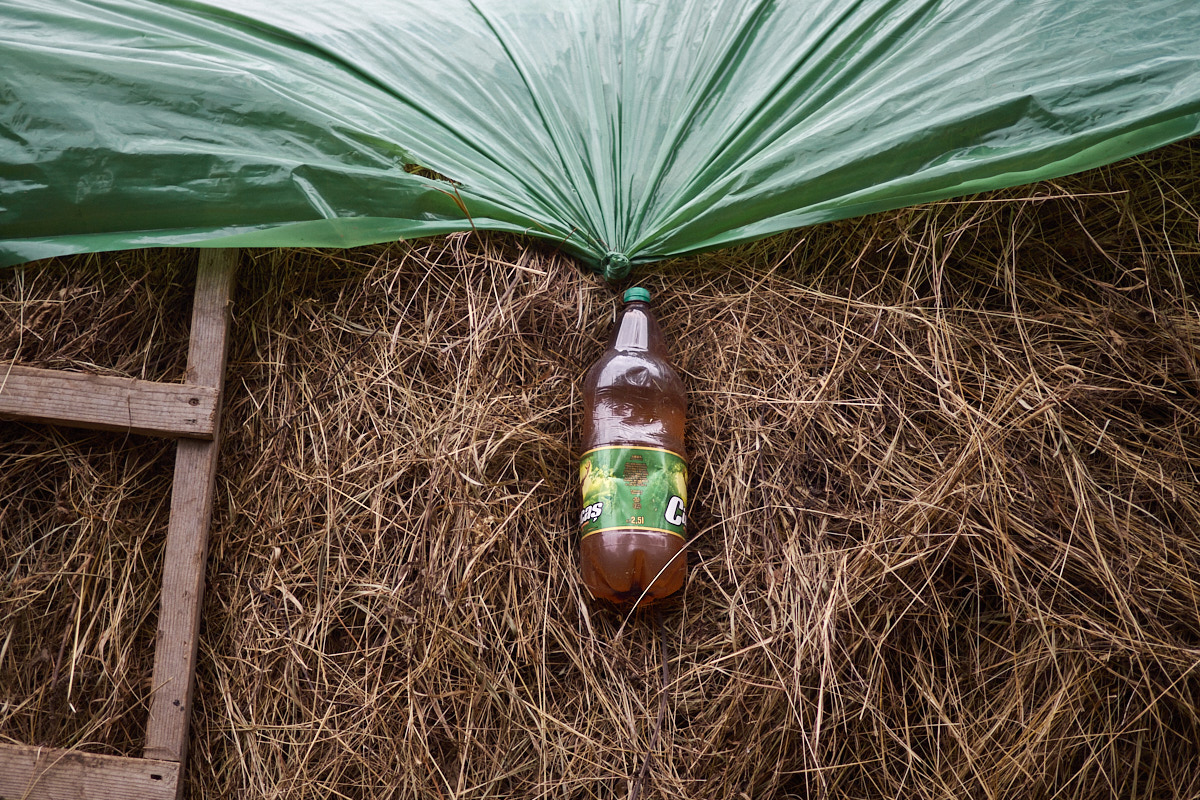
[623,287,651,304]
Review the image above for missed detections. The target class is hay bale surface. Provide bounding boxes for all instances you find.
[2,140,1199,798]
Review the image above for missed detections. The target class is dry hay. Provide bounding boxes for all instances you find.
[2,139,1200,798]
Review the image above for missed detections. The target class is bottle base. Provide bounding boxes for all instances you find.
[579,530,686,606]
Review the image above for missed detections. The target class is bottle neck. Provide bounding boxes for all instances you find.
[610,301,666,356]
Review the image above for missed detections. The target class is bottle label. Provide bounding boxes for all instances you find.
[579,446,687,540]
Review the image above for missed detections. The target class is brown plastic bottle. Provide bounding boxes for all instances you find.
[578,287,687,605]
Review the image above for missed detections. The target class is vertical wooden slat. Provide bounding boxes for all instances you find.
[144,249,238,768]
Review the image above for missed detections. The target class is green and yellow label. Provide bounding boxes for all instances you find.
[579,446,687,540]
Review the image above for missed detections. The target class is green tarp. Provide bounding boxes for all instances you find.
[3,0,1200,277]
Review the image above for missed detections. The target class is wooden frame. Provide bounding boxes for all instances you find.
[0,249,239,800]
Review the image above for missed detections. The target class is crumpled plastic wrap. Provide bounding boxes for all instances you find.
[3,0,1199,275]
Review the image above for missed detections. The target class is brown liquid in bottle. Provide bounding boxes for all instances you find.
[579,289,687,605]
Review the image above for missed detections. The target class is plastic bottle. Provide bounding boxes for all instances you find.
[578,287,687,605]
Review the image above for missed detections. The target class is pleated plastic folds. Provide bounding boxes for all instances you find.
[3,0,1200,277]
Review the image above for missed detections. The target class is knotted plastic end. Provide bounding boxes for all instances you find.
[600,251,632,281]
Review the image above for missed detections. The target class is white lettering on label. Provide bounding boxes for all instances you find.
[665,496,686,527]
[579,502,604,526]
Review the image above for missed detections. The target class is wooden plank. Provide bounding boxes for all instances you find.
[0,743,179,800]
[0,365,218,439]
[144,249,238,767]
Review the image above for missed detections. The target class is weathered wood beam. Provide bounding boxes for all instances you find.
[0,744,180,800]
[0,365,218,439]
[144,249,237,771]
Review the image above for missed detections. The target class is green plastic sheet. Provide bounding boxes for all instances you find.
[4,0,1200,277]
